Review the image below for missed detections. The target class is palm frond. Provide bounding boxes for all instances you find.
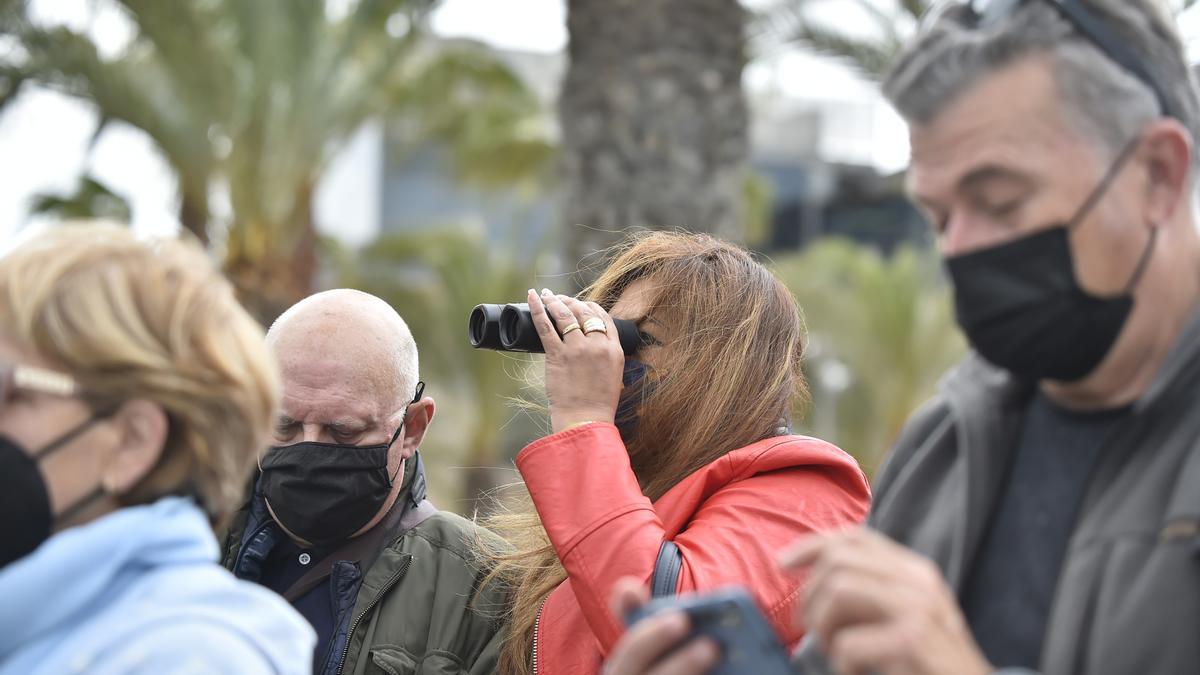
[386,47,556,188]
[754,0,917,79]
[793,22,900,80]
[899,0,933,21]
[29,175,132,223]
[773,238,963,469]
[0,67,26,111]
[5,0,555,319]
[110,0,234,121]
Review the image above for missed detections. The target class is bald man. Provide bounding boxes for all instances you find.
[220,290,505,675]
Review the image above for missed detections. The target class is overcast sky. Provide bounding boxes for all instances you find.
[3,0,1199,245]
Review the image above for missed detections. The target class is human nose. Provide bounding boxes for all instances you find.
[300,425,324,443]
[940,212,1004,257]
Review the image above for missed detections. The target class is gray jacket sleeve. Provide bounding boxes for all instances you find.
[466,621,502,675]
[790,635,834,674]
[791,639,1041,675]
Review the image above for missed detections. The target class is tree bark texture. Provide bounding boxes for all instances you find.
[560,0,749,285]
[223,182,319,326]
[178,189,210,247]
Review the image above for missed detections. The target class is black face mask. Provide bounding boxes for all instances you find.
[615,360,654,443]
[945,138,1157,383]
[260,383,424,547]
[0,414,111,568]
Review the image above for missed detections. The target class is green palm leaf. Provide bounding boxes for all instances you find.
[755,0,933,80]
[3,0,554,319]
[773,238,965,472]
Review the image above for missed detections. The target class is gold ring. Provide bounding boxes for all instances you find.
[582,317,607,334]
[561,322,582,336]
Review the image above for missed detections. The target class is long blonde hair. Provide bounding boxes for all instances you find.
[484,231,809,675]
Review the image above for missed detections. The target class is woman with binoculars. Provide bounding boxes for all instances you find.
[484,232,871,675]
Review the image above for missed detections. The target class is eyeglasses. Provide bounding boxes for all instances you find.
[0,362,80,410]
[924,0,1178,120]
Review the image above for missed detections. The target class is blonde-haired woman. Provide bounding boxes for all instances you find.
[487,232,872,674]
[0,224,312,674]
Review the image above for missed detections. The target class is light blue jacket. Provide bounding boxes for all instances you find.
[0,496,314,674]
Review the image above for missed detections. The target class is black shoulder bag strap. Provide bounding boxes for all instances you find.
[650,540,683,598]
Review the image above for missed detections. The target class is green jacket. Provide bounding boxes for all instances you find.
[220,457,506,675]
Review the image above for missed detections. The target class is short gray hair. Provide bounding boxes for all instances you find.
[884,1,1200,166]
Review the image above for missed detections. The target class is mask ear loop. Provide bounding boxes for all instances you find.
[1067,136,1142,231]
[33,407,114,461]
[38,405,122,524]
[1123,225,1159,294]
[1062,135,1159,296]
[384,381,427,486]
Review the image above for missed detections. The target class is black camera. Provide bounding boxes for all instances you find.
[469,303,642,354]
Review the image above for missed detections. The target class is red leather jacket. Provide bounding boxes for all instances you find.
[517,422,871,674]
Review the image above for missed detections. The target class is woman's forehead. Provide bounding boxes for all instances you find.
[610,278,660,319]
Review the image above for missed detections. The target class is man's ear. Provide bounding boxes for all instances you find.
[103,399,169,493]
[398,396,435,459]
[1140,117,1193,227]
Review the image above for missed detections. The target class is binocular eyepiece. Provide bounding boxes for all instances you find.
[469,303,642,355]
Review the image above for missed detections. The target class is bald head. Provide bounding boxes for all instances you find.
[268,289,419,413]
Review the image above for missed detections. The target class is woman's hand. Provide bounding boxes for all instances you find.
[528,288,625,434]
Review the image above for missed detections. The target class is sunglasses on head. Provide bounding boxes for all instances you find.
[923,0,1177,120]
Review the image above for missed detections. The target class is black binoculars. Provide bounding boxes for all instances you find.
[469,303,642,355]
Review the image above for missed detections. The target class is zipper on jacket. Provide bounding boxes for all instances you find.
[230,520,273,575]
[335,554,413,675]
[531,597,548,675]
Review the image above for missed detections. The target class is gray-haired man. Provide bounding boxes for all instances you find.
[603,1,1200,674]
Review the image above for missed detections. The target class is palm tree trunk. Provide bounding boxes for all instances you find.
[286,181,319,308]
[178,189,210,247]
[224,182,319,325]
[560,0,750,286]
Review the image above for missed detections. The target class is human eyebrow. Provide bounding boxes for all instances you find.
[327,419,371,435]
[958,165,1036,202]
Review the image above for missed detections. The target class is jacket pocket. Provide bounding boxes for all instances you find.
[367,646,418,675]
[367,647,467,675]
